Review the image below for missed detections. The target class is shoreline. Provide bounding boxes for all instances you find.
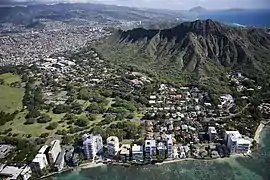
[254,122,265,143]
[45,125,269,179]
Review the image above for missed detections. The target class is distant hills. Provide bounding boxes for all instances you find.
[0,3,183,25]
[93,20,270,92]
[189,6,207,14]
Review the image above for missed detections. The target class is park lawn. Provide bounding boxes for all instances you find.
[0,73,21,86]
[0,111,66,138]
[0,85,24,113]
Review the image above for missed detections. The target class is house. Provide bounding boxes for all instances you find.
[119,144,131,162]
[0,144,14,159]
[208,127,217,141]
[132,144,143,162]
[106,136,120,157]
[150,95,157,100]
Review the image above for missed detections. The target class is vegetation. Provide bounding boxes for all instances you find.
[93,20,270,94]
[46,122,58,130]
[0,73,21,86]
[0,85,24,113]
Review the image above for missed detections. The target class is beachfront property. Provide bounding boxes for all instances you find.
[0,164,32,180]
[119,144,131,162]
[145,140,156,161]
[54,149,66,172]
[157,142,167,159]
[132,144,143,162]
[83,134,103,160]
[32,145,49,171]
[106,136,120,157]
[225,131,251,154]
[48,140,62,166]
[166,134,174,158]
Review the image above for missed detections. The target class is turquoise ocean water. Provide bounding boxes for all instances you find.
[53,126,270,180]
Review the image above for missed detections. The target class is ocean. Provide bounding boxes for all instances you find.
[52,125,270,180]
[199,10,270,28]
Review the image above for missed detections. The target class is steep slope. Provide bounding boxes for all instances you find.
[94,20,270,92]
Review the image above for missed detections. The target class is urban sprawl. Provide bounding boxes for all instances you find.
[0,20,268,180]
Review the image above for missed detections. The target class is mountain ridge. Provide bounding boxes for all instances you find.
[93,20,270,92]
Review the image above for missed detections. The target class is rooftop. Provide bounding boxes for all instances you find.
[38,145,49,154]
[0,165,24,179]
[237,138,251,145]
[132,144,143,152]
[226,131,242,139]
[49,140,61,152]
[145,140,156,147]
[120,144,131,155]
[107,136,119,144]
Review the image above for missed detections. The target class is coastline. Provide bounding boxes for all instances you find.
[41,162,105,179]
[254,122,265,143]
[46,125,269,179]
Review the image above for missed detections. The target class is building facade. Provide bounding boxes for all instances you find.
[157,142,166,160]
[145,140,156,161]
[225,131,251,154]
[208,127,217,141]
[48,140,62,166]
[119,144,131,162]
[106,136,120,157]
[32,145,49,171]
[132,144,143,162]
[54,150,65,172]
[83,134,103,160]
[166,134,173,158]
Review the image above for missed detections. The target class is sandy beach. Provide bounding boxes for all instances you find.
[254,122,265,143]
[80,162,105,169]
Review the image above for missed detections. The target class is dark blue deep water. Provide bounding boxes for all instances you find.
[52,125,270,180]
[199,10,270,27]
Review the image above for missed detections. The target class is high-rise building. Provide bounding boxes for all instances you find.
[157,142,167,159]
[48,140,62,166]
[166,134,173,158]
[54,149,65,172]
[83,134,103,160]
[106,136,120,157]
[144,140,156,161]
[225,131,251,154]
[32,145,49,171]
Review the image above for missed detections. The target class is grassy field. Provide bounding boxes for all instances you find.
[0,111,66,138]
[0,73,21,86]
[0,85,24,113]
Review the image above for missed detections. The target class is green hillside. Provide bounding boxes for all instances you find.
[93,20,270,93]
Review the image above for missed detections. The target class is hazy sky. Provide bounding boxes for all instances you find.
[92,0,270,10]
[9,0,270,10]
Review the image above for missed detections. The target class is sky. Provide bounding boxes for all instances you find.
[4,0,270,10]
